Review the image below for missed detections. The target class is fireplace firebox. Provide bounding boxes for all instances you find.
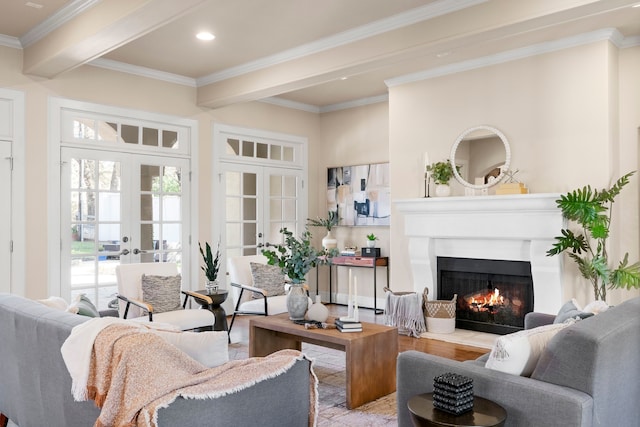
[437,257,534,335]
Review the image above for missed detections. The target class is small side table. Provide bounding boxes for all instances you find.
[408,393,506,427]
[193,289,228,332]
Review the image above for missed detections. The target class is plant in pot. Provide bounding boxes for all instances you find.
[307,211,338,249]
[199,241,221,293]
[546,172,640,301]
[427,160,461,197]
[366,233,378,248]
[262,228,336,320]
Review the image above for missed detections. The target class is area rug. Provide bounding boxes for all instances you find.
[419,328,498,350]
[229,342,398,426]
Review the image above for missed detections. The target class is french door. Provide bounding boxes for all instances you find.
[0,141,11,293]
[60,148,190,310]
[220,163,305,259]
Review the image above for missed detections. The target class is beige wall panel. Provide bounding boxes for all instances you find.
[390,40,639,306]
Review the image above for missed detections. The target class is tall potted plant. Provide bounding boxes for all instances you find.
[262,228,335,319]
[199,241,221,292]
[307,211,338,249]
[546,172,640,301]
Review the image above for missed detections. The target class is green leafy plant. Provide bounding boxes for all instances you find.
[307,211,338,231]
[199,241,221,281]
[366,233,378,241]
[427,160,461,185]
[262,228,336,284]
[546,172,640,301]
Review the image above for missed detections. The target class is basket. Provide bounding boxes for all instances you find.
[423,288,457,334]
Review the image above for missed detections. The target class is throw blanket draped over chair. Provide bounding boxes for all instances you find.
[62,321,317,427]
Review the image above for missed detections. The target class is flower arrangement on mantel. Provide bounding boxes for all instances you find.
[546,171,640,301]
[262,228,337,284]
[427,160,461,185]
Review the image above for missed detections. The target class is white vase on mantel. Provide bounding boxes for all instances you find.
[322,230,338,250]
[435,184,451,197]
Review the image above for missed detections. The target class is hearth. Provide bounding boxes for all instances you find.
[437,257,534,335]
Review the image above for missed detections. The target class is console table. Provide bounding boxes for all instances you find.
[316,256,389,314]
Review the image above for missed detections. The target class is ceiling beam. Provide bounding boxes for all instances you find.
[196,0,636,109]
[23,0,209,78]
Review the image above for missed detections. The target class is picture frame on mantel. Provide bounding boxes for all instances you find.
[327,162,390,226]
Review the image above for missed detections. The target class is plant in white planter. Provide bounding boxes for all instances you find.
[366,233,378,248]
[307,211,338,249]
[427,160,461,197]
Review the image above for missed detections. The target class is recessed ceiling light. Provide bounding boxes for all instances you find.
[196,32,215,41]
[340,77,348,80]
[633,3,640,7]
[25,2,44,8]
[436,51,451,58]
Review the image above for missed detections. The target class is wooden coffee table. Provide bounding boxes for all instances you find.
[249,314,398,409]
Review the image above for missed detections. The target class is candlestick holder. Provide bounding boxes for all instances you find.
[424,172,431,198]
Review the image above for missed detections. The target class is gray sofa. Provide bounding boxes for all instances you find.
[0,293,311,427]
[397,296,640,427]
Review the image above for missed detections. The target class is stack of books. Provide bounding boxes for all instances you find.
[335,319,362,332]
[496,182,529,195]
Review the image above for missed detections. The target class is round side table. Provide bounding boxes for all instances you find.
[194,289,228,332]
[408,393,506,427]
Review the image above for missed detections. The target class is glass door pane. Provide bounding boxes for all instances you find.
[224,168,259,258]
[62,149,124,310]
[61,149,190,310]
[266,169,302,246]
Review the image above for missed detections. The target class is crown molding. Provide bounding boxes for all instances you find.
[259,97,320,113]
[89,58,197,87]
[0,35,22,49]
[20,0,100,48]
[196,0,486,86]
[319,94,389,113]
[621,35,640,48]
[386,28,623,88]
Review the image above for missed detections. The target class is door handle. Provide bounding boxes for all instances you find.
[133,248,148,254]
[120,249,130,256]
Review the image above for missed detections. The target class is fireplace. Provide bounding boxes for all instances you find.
[395,194,565,316]
[437,257,534,334]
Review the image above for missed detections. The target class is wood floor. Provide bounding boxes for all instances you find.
[227,303,489,362]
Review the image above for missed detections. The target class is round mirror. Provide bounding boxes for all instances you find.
[449,125,511,190]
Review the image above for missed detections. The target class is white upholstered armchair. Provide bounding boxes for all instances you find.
[226,255,291,337]
[115,262,215,331]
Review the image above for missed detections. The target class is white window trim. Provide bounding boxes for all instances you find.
[211,122,309,256]
[47,97,199,297]
[0,88,26,296]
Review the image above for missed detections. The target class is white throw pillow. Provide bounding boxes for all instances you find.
[485,322,572,376]
[37,296,79,314]
[151,329,229,368]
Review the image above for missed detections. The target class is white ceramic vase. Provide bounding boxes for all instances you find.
[435,184,451,197]
[306,295,329,323]
[366,239,376,248]
[322,230,338,250]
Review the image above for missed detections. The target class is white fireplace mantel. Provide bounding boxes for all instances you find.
[394,194,565,314]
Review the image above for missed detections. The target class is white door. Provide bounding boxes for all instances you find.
[61,148,190,309]
[0,140,11,293]
[220,163,305,259]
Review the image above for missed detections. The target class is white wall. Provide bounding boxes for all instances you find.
[389,40,640,307]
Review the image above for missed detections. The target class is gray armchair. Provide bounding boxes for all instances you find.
[396,296,640,427]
